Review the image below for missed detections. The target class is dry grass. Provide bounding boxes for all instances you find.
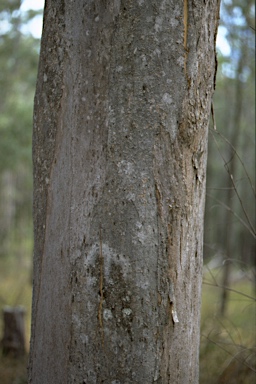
[200,267,256,383]
[0,354,28,384]
[0,255,32,384]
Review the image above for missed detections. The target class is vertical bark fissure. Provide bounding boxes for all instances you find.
[98,225,104,343]
[183,0,189,81]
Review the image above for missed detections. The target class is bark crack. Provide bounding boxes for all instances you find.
[183,0,190,85]
[98,226,104,345]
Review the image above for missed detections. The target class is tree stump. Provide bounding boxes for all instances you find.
[1,306,26,357]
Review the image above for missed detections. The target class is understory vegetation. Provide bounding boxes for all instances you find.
[0,259,255,383]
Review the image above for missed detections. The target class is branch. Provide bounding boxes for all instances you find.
[202,280,256,302]
[210,128,256,198]
[206,193,256,238]
[210,130,256,236]
[202,334,256,373]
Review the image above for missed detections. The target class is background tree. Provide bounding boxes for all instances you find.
[29,1,220,383]
[204,0,255,314]
[200,1,255,382]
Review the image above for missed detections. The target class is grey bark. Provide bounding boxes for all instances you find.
[29,1,220,383]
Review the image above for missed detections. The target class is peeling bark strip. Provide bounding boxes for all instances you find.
[29,1,220,383]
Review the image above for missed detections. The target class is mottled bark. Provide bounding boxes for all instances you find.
[29,1,220,383]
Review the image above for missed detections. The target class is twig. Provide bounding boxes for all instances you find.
[202,281,256,302]
[210,128,255,198]
[216,316,242,347]
[202,334,256,373]
[206,193,255,238]
[210,130,256,237]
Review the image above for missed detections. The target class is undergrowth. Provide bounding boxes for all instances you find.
[0,256,255,383]
[200,266,256,383]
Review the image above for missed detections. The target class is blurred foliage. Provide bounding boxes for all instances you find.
[0,1,41,260]
[202,1,255,382]
[0,1,40,170]
[0,2,39,381]
[204,0,255,269]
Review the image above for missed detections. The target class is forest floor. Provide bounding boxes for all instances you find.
[0,354,28,384]
[200,267,256,383]
[0,258,255,384]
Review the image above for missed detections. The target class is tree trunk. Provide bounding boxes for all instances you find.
[29,1,220,383]
[1,306,26,357]
[220,52,245,316]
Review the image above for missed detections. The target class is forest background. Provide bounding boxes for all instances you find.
[0,0,255,383]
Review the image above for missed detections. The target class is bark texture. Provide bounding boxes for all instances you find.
[29,1,220,383]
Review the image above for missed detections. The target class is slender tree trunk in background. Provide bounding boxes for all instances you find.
[220,53,244,316]
[1,306,26,357]
[29,1,220,383]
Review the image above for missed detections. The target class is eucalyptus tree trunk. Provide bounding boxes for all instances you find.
[29,1,220,383]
